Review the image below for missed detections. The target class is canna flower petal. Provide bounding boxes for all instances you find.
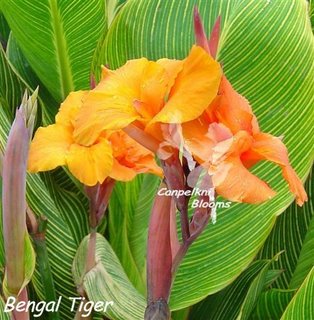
[28,124,72,172]
[109,131,162,181]
[110,158,137,181]
[66,138,112,186]
[242,133,308,205]
[55,90,88,129]
[74,45,221,146]
[182,119,232,163]
[150,45,221,124]
[207,76,260,135]
[213,156,276,203]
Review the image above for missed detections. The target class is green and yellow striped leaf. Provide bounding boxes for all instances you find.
[108,174,160,294]
[1,0,107,102]
[189,258,281,320]
[92,0,314,310]
[252,289,295,320]
[281,267,314,319]
[72,233,146,320]
[258,169,313,289]
[0,296,10,320]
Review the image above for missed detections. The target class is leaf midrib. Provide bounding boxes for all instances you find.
[49,0,74,99]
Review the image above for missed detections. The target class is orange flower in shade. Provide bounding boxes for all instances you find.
[73,45,222,146]
[109,131,162,181]
[183,76,307,205]
[28,91,161,186]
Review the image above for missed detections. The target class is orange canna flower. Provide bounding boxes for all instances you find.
[109,131,162,181]
[183,76,307,205]
[73,45,222,146]
[28,91,161,186]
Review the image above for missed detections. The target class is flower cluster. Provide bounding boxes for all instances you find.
[28,42,307,205]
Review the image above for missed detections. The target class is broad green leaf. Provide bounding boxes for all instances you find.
[72,233,146,320]
[252,289,295,320]
[6,33,59,123]
[0,45,26,119]
[108,174,160,294]
[189,259,278,320]
[258,169,313,289]
[1,0,107,101]
[237,257,280,320]
[0,13,10,48]
[289,170,314,289]
[281,267,314,319]
[96,0,314,310]
[41,172,89,246]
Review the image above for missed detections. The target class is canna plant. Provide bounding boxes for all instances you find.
[0,1,313,320]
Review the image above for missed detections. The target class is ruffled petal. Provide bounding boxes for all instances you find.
[109,158,137,181]
[74,92,139,146]
[210,76,260,134]
[55,91,88,128]
[282,166,308,206]
[150,45,221,124]
[74,59,151,145]
[212,156,276,203]
[66,138,113,186]
[245,132,307,205]
[28,124,72,172]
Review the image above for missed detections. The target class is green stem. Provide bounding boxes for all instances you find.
[32,232,60,320]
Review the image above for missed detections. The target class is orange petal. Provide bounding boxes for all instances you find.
[74,59,152,145]
[150,45,221,124]
[134,155,163,177]
[157,58,183,89]
[212,76,260,134]
[212,130,253,164]
[109,158,137,181]
[28,124,72,172]
[74,92,139,146]
[247,132,307,205]
[282,166,308,206]
[212,156,276,203]
[66,138,113,186]
[55,91,88,128]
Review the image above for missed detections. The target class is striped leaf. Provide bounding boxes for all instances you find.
[1,0,107,102]
[93,0,314,310]
[0,296,10,319]
[72,233,146,320]
[0,13,10,48]
[252,289,295,320]
[6,33,59,123]
[281,267,314,319]
[258,169,313,289]
[189,259,280,320]
[108,174,160,294]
